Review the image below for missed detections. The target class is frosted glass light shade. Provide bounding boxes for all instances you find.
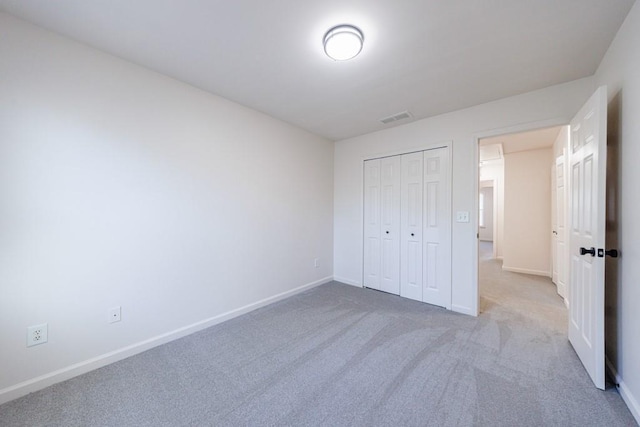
[323,25,363,61]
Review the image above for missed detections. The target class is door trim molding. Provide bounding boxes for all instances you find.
[360,141,453,310]
[473,118,568,316]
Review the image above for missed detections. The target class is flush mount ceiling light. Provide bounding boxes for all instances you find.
[323,24,364,61]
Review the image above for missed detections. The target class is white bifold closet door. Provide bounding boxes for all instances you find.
[363,156,401,294]
[400,152,424,301]
[364,147,451,308]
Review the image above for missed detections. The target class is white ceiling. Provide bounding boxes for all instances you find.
[0,1,635,141]
[481,125,563,155]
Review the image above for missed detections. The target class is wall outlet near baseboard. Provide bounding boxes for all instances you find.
[27,323,48,347]
[108,306,121,323]
[314,258,320,268]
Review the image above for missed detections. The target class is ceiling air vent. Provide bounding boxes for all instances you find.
[380,110,413,124]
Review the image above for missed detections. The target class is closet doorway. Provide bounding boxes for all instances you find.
[363,145,452,309]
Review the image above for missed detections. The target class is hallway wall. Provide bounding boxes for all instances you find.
[502,148,553,276]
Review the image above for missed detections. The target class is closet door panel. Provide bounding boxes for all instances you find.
[423,148,452,308]
[379,156,401,295]
[401,152,423,301]
[363,159,381,290]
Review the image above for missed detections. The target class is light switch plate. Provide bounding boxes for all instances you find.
[456,211,470,223]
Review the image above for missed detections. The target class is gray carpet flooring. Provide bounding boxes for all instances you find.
[1,244,636,426]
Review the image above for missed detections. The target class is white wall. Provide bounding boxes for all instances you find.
[595,0,640,421]
[334,77,594,315]
[0,13,334,402]
[479,161,504,256]
[502,148,553,276]
[478,186,494,242]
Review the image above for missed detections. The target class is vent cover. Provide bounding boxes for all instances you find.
[380,110,413,124]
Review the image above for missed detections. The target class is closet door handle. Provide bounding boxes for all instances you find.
[385,231,389,234]
[580,247,596,257]
[411,233,415,237]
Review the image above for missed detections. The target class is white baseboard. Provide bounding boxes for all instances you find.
[557,282,567,299]
[606,356,640,424]
[501,266,551,277]
[333,276,362,287]
[452,304,477,317]
[0,276,333,405]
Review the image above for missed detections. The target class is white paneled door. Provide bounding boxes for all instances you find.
[363,160,382,290]
[568,86,607,390]
[379,156,402,294]
[552,163,558,285]
[422,148,451,308]
[365,147,451,308]
[364,156,401,294]
[555,154,568,300]
[400,152,424,301]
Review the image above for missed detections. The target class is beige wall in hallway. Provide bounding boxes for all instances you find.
[503,148,553,276]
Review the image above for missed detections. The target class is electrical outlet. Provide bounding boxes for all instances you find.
[314,258,320,268]
[27,323,48,347]
[108,306,121,323]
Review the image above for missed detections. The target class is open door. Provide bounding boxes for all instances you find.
[555,153,568,300]
[568,86,607,389]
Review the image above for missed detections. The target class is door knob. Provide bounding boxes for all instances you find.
[411,233,415,237]
[606,249,619,258]
[385,231,389,234]
[597,248,619,258]
[580,247,596,257]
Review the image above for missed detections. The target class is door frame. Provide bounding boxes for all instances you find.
[472,118,568,315]
[478,179,497,255]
